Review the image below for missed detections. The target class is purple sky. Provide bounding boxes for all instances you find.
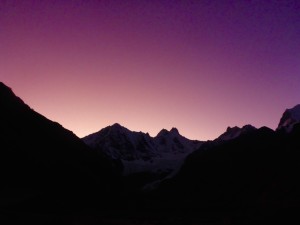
[1,0,300,140]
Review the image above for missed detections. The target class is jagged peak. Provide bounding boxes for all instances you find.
[156,129,169,137]
[225,125,256,132]
[225,126,240,132]
[277,104,300,131]
[170,127,179,134]
[242,124,256,130]
[156,127,180,137]
[216,124,256,141]
[106,123,132,134]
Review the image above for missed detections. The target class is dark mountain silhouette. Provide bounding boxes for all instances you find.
[0,82,120,223]
[215,124,257,142]
[151,124,300,224]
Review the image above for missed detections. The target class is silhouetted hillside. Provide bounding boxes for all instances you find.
[0,82,119,217]
[153,125,300,224]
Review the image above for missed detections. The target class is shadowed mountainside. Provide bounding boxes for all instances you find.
[150,125,300,224]
[0,82,120,216]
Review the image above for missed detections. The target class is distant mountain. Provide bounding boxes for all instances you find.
[0,82,118,214]
[215,124,257,142]
[154,127,201,154]
[83,124,202,188]
[83,123,158,161]
[277,104,300,132]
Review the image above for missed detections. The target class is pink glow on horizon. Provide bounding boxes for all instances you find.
[1,1,300,140]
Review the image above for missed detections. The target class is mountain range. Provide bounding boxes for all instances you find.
[82,123,202,189]
[1,81,300,225]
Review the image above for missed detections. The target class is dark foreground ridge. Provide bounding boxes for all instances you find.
[0,82,120,224]
[1,81,300,225]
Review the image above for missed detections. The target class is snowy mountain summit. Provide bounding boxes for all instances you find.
[83,123,157,161]
[83,124,202,180]
[83,124,202,161]
[277,104,300,132]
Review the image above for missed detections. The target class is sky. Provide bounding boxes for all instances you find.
[1,0,300,140]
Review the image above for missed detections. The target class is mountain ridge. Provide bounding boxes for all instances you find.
[82,123,203,189]
[0,81,119,213]
[215,124,257,142]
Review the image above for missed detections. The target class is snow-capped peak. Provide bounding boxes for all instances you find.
[277,104,300,132]
[82,124,203,183]
[82,123,157,161]
[154,127,202,155]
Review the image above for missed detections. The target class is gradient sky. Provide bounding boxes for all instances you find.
[1,0,300,140]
